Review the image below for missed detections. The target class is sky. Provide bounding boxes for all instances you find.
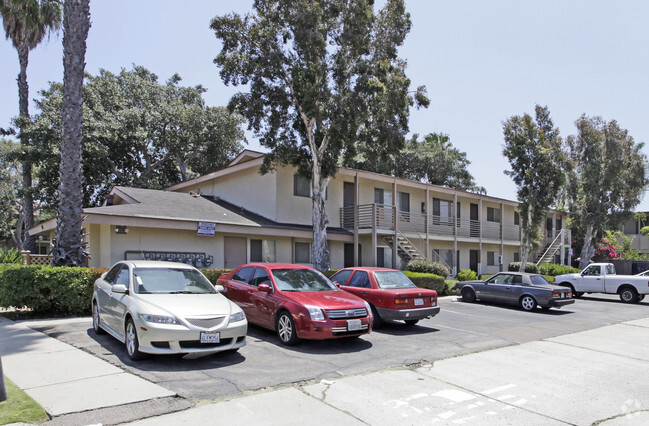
[2,0,649,209]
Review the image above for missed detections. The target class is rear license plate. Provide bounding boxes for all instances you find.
[414,298,424,306]
[200,331,220,343]
[347,319,361,331]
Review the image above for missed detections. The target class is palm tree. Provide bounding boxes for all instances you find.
[52,0,89,266]
[0,0,61,251]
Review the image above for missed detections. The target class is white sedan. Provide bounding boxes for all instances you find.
[92,260,247,360]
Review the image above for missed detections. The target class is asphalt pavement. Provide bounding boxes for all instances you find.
[1,299,648,425]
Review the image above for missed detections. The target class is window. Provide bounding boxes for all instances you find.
[250,239,276,262]
[294,174,310,197]
[399,192,410,213]
[249,268,271,287]
[487,207,501,223]
[349,271,371,288]
[433,198,454,225]
[295,242,311,263]
[330,269,353,286]
[434,249,454,268]
[115,266,130,286]
[374,188,384,204]
[514,211,520,226]
[487,251,496,266]
[513,252,520,262]
[104,264,122,283]
[233,266,255,283]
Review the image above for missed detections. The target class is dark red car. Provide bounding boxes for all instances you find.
[330,267,440,326]
[217,263,372,345]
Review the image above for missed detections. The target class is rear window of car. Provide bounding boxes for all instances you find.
[529,275,550,285]
[132,268,216,294]
[374,271,416,289]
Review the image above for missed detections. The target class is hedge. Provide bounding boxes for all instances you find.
[456,269,478,282]
[406,260,449,277]
[508,262,539,273]
[202,269,232,284]
[402,271,447,294]
[0,265,107,316]
[538,263,580,276]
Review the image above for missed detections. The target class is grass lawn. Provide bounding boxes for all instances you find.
[0,377,49,425]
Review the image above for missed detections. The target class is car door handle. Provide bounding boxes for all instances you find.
[504,287,511,289]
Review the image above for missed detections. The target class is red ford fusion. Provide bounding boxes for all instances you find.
[330,267,440,326]
[217,263,372,345]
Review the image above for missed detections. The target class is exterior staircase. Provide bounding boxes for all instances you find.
[535,230,564,265]
[382,231,452,272]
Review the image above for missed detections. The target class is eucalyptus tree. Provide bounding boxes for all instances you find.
[566,115,649,269]
[53,0,89,266]
[0,0,61,251]
[211,0,428,270]
[502,105,566,271]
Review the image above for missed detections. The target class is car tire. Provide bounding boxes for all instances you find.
[370,305,383,328]
[404,319,419,326]
[92,302,105,335]
[519,295,537,311]
[461,287,476,303]
[125,318,145,360]
[276,311,299,346]
[619,287,638,303]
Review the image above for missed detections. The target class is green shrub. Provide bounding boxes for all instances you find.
[456,269,478,281]
[403,271,446,294]
[0,265,106,316]
[202,268,231,284]
[0,247,21,264]
[407,260,449,277]
[508,262,539,273]
[322,270,338,278]
[537,263,580,276]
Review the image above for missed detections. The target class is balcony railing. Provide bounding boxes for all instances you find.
[340,203,522,242]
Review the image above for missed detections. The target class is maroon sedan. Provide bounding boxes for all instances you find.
[217,263,372,345]
[330,267,440,326]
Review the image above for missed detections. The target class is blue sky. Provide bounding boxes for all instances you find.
[2,0,648,209]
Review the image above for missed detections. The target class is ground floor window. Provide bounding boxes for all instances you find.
[487,251,496,266]
[250,239,276,263]
[295,241,311,263]
[434,249,454,268]
[513,251,520,262]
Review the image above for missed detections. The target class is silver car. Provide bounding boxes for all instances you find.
[92,260,247,360]
[453,272,575,311]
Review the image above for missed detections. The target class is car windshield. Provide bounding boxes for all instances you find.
[374,271,416,289]
[133,268,217,294]
[271,268,337,292]
[529,275,550,285]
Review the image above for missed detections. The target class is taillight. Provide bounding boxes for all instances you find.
[552,291,559,297]
[394,298,407,305]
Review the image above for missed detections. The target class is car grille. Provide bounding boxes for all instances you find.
[184,316,225,329]
[179,338,233,349]
[326,308,368,319]
[332,324,370,336]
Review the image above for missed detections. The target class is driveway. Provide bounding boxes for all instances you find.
[24,293,649,402]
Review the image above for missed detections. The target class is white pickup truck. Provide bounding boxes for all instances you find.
[554,263,649,303]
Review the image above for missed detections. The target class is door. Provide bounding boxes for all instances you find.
[248,267,278,329]
[399,192,410,222]
[578,264,605,292]
[469,250,479,274]
[106,265,130,333]
[481,273,514,302]
[224,236,247,269]
[343,182,355,228]
[344,243,355,267]
[470,204,479,237]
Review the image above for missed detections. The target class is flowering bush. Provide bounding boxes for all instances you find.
[594,232,620,260]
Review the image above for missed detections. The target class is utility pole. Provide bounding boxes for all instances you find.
[0,355,7,402]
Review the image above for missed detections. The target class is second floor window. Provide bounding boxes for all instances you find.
[487,207,501,223]
[514,211,520,226]
[294,174,310,197]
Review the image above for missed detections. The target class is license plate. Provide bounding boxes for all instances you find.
[414,298,424,306]
[347,319,361,331]
[200,331,220,343]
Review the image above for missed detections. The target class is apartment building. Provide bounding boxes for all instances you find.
[29,150,570,274]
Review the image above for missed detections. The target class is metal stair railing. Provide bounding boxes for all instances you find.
[535,230,564,265]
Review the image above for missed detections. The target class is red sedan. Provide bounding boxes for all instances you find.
[330,267,440,326]
[217,263,372,345]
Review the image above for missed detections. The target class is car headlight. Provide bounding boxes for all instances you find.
[364,301,372,316]
[140,313,179,325]
[304,304,325,321]
[230,311,246,323]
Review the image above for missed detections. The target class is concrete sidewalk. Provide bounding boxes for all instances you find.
[2,314,649,425]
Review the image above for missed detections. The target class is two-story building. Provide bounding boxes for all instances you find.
[29,150,570,275]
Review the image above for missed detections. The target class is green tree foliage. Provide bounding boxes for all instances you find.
[566,115,649,269]
[0,0,61,251]
[0,138,22,245]
[211,0,427,270]
[29,66,246,209]
[502,105,566,271]
[352,132,485,193]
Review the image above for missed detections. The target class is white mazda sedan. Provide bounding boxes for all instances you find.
[92,260,247,360]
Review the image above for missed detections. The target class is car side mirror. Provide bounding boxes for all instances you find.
[112,284,128,294]
[258,283,272,293]
[214,285,225,293]
[334,283,341,288]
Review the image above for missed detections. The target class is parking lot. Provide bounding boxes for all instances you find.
[25,293,649,402]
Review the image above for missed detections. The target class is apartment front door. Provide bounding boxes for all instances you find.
[344,243,361,267]
[470,203,479,237]
[343,182,355,228]
[224,236,247,269]
[469,249,479,274]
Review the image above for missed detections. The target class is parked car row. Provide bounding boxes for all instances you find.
[91,261,441,360]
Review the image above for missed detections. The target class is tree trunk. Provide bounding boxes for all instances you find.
[54,0,90,266]
[579,223,596,269]
[16,43,36,252]
[519,205,532,272]
[311,164,330,272]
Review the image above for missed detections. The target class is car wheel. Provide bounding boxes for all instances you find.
[519,295,537,311]
[619,287,638,303]
[461,287,476,303]
[125,318,145,360]
[404,319,419,326]
[276,311,299,346]
[370,305,383,328]
[92,302,105,335]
